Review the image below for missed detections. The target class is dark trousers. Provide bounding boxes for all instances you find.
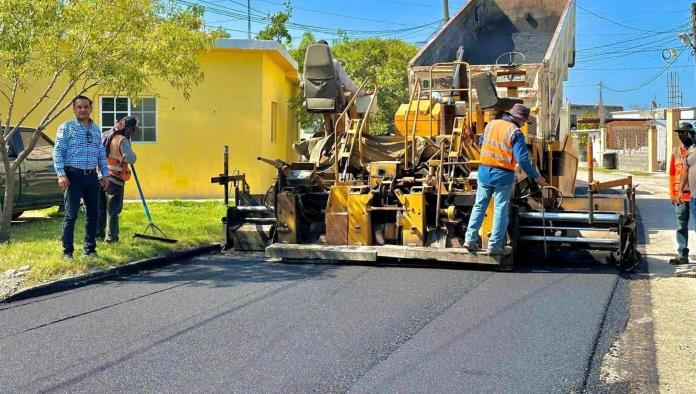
[62,169,100,254]
[97,182,124,241]
[675,201,690,258]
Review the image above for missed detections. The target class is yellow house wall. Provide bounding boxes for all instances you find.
[259,53,299,169]
[9,47,298,199]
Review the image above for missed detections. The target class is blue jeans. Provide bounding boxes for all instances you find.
[676,201,690,258]
[62,168,100,255]
[465,182,513,250]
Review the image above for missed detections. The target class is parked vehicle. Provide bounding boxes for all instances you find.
[0,127,64,219]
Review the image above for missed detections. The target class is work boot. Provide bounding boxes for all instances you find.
[669,256,689,265]
[487,247,506,255]
[463,241,479,252]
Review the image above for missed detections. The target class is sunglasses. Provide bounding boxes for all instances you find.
[86,130,92,144]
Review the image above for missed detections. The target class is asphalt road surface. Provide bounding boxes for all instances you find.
[0,253,623,393]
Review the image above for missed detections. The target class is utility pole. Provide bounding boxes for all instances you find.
[443,0,449,23]
[598,81,605,128]
[248,0,252,39]
[691,3,696,52]
[598,81,607,165]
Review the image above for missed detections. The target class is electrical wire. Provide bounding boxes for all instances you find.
[573,65,696,71]
[177,0,441,37]
[576,23,689,53]
[373,0,439,8]
[577,3,683,34]
[577,35,683,59]
[602,44,688,92]
[251,0,414,26]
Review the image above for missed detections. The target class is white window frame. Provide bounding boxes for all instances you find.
[99,96,157,144]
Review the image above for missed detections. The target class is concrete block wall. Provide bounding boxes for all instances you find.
[616,147,649,172]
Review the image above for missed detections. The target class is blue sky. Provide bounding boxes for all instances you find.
[193,0,695,109]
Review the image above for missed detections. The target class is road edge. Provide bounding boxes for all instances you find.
[584,198,659,392]
[1,244,221,304]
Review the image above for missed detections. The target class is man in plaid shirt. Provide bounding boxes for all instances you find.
[53,95,110,259]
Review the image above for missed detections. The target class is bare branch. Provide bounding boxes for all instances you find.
[3,77,19,132]
[43,80,96,127]
[3,63,68,143]
[0,89,10,104]
[11,79,99,171]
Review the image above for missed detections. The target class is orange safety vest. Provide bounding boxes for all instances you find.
[670,145,690,202]
[106,134,132,182]
[480,119,518,171]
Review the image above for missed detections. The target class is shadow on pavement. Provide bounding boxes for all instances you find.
[115,251,343,289]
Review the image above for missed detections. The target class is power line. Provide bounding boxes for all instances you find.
[373,0,439,8]
[576,3,680,34]
[577,46,679,62]
[576,23,689,53]
[179,0,441,37]
[603,45,687,92]
[250,0,413,26]
[579,8,687,31]
[573,65,696,71]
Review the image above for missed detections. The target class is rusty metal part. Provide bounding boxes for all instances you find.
[589,177,633,192]
[276,192,298,244]
[326,185,350,245]
[587,138,594,224]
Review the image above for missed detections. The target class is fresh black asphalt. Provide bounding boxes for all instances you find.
[0,252,624,393]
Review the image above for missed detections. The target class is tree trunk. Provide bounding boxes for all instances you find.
[0,143,15,243]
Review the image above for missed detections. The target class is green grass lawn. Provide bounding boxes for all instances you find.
[0,200,226,287]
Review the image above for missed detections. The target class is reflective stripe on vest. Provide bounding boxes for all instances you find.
[480,119,518,171]
[106,134,131,182]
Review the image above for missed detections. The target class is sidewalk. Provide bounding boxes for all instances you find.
[578,168,696,392]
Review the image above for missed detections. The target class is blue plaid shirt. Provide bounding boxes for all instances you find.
[53,118,109,177]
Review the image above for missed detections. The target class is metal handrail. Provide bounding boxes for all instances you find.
[427,61,473,138]
[403,78,423,170]
[331,76,377,137]
[332,76,379,183]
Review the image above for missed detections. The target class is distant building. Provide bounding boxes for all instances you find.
[569,103,623,129]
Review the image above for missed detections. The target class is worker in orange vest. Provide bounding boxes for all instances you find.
[97,116,138,243]
[464,103,546,254]
[670,122,694,264]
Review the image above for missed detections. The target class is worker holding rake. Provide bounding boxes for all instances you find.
[97,116,138,244]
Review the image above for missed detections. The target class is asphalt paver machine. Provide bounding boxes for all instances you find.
[212,0,640,271]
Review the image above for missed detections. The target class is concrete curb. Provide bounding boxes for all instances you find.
[2,244,220,304]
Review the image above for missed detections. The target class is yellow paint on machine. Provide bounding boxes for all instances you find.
[395,190,425,247]
[11,39,299,199]
[348,189,373,246]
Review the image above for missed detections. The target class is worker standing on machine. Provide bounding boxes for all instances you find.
[464,103,546,254]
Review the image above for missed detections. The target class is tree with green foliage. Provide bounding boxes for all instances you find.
[211,26,232,39]
[332,38,417,133]
[0,0,215,242]
[288,32,322,132]
[577,111,598,130]
[288,33,417,134]
[255,2,293,46]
